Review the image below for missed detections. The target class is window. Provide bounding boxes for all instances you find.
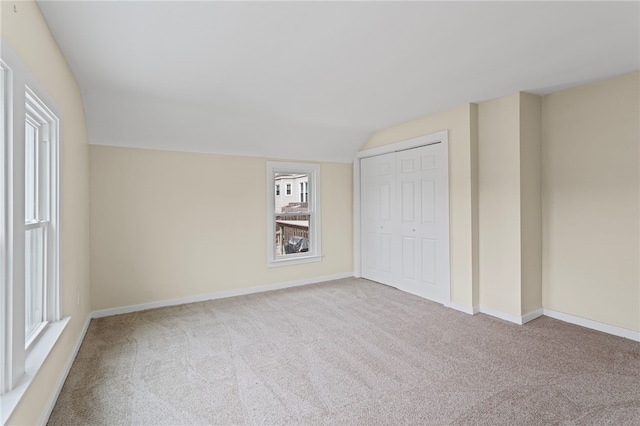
[267,162,321,267]
[275,184,280,196]
[24,87,59,349]
[1,46,66,422]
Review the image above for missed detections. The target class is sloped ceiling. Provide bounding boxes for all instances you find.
[37,1,639,162]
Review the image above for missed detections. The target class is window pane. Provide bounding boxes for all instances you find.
[25,122,37,221]
[275,214,310,256]
[274,173,309,214]
[38,130,50,220]
[25,226,46,338]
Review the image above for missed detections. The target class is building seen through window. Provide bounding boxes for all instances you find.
[274,173,310,256]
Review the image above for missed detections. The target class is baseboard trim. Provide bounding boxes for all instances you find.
[92,273,354,319]
[477,306,524,325]
[521,308,544,324]
[39,314,92,425]
[543,309,640,342]
[444,303,541,323]
[443,301,477,315]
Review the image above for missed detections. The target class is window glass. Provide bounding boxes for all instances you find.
[274,173,311,256]
[25,227,45,339]
[267,163,321,267]
[25,121,37,221]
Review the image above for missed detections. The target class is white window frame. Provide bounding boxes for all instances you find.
[1,43,68,425]
[1,56,12,401]
[285,182,292,196]
[266,161,322,267]
[24,86,60,349]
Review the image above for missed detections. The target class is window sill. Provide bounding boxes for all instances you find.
[1,317,70,425]
[268,254,323,268]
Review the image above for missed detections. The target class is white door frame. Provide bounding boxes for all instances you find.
[353,130,450,302]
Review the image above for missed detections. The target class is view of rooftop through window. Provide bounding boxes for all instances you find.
[274,173,310,256]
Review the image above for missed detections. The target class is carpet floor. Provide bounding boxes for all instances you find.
[48,278,640,425]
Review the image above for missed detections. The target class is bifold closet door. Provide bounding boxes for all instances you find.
[361,152,398,286]
[361,142,449,303]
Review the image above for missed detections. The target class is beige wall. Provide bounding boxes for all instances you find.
[361,103,479,307]
[520,93,542,315]
[542,72,640,332]
[477,93,523,316]
[90,146,353,310]
[2,1,92,424]
[476,92,543,317]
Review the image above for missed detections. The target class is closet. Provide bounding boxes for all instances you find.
[360,142,450,303]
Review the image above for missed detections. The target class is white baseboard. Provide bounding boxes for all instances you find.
[92,273,354,318]
[445,303,543,325]
[477,306,524,324]
[443,300,478,315]
[456,304,637,340]
[521,308,544,324]
[543,308,640,342]
[477,306,543,325]
[39,314,92,425]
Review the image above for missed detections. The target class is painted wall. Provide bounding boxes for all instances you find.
[476,92,543,317]
[1,1,92,424]
[90,146,353,310]
[477,93,522,316]
[519,93,542,315]
[542,72,640,332]
[361,103,479,308]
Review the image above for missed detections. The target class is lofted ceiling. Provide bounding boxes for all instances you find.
[37,1,639,163]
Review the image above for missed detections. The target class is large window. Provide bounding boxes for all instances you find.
[267,162,321,267]
[1,46,65,422]
[24,87,59,349]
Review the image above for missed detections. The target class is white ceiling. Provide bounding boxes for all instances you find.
[37,1,639,163]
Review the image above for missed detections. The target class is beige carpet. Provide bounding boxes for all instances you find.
[48,278,640,425]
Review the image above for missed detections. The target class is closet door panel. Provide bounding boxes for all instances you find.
[361,154,397,286]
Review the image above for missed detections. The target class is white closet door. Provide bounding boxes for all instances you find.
[395,143,449,302]
[361,142,450,304]
[360,153,398,286]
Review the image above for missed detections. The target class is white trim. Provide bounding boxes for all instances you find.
[477,305,524,324]
[39,315,92,426]
[0,317,69,425]
[543,308,640,342]
[353,130,451,304]
[92,273,353,319]
[444,301,478,315]
[446,303,636,338]
[476,306,543,325]
[0,58,14,396]
[441,304,545,325]
[24,321,48,352]
[354,130,449,161]
[266,161,321,268]
[521,308,544,324]
[268,254,322,268]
